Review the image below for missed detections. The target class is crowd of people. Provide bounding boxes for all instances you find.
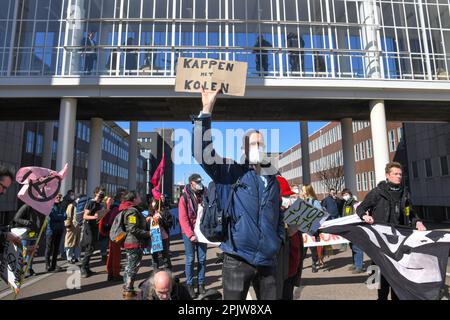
[0,90,427,301]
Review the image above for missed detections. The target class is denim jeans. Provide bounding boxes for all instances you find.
[350,243,364,270]
[182,234,207,286]
[65,247,81,262]
[222,253,277,300]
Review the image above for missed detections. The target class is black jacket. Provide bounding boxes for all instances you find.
[13,204,45,234]
[123,205,151,249]
[356,181,421,227]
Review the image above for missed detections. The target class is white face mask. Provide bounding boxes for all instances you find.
[249,146,265,164]
[282,197,291,208]
[343,195,351,201]
[194,182,204,191]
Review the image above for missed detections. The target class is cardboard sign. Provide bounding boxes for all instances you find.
[0,239,25,293]
[150,219,163,253]
[303,233,350,248]
[175,57,248,96]
[283,199,329,234]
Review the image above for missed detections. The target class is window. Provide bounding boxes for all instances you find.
[388,130,396,152]
[354,144,360,161]
[35,134,43,156]
[440,156,449,176]
[366,139,373,158]
[52,141,57,160]
[360,142,366,160]
[356,174,361,191]
[425,159,433,177]
[369,171,375,189]
[412,160,419,178]
[362,172,368,191]
[26,131,35,154]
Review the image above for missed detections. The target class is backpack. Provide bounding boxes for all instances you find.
[199,179,240,243]
[109,210,127,244]
[74,196,90,228]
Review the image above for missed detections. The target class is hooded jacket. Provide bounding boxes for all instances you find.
[178,184,203,239]
[121,201,151,249]
[356,180,421,227]
[192,114,285,267]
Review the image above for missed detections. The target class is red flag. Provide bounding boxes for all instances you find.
[151,154,165,200]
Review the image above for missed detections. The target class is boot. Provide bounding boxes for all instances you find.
[312,262,318,273]
[198,284,206,295]
[187,284,197,298]
[122,290,137,300]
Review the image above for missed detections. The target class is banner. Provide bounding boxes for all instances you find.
[303,232,349,247]
[0,238,25,294]
[150,218,163,254]
[283,198,329,234]
[169,208,181,236]
[175,57,248,96]
[321,223,450,300]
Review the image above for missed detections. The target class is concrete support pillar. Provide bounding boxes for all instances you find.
[341,118,357,195]
[128,121,138,190]
[42,122,54,169]
[87,118,103,196]
[56,98,77,195]
[370,100,390,184]
[300,121,311,185]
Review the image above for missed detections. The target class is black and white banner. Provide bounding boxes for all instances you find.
[321,220,450,300]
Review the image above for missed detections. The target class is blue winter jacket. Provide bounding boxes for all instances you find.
[46,203,66,235]
[321,195,339,218]
[192,114,285,267]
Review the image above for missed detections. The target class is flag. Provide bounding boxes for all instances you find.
[321,222,450,300]
[15,164,68,215]
[151,154,165,200]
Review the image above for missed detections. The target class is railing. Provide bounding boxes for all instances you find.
[2,46,450,81]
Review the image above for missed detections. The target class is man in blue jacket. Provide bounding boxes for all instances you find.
[192,88,285,300]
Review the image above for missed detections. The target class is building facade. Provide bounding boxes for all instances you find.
[279,121,406,201]
[138,128,174,201]
[2,0,450,80]
[404,122,450,223]
[4,120,146,203]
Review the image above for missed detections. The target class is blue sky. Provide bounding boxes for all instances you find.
[118,120,328,185]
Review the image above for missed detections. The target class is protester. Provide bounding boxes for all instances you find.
[13,203,45,277]
[148,194,173,270]
[253,35,271,76]
[341,188,365,273]
[64,195,83,264]
[356,161,426,300]
[275,176,304,300]
[321,188,341,220]
[81,187,110,278]
[122,190,151,298]
[101,190,125,281]
[81,31,97,74]
[137,269,192,300]
[301,184,324,273]
[45,194,65,272]
[178,173,207,298]
[0,166,21,250]
[192,88,285,300]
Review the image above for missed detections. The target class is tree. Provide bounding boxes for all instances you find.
[317,164,345,192]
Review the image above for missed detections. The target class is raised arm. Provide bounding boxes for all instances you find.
[192,88,233,181]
